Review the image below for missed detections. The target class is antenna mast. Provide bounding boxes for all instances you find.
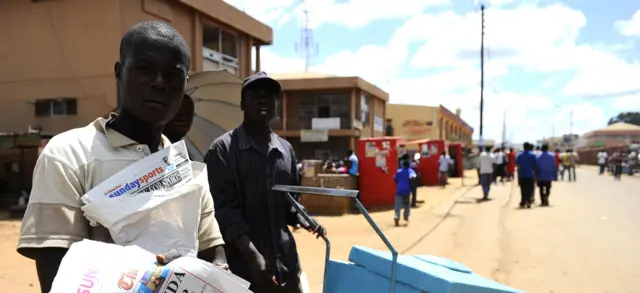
[295,0,319,72]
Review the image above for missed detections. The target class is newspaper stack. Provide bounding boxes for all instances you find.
[50,240,251,293]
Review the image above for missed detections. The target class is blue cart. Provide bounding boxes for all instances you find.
[273,185,524,293]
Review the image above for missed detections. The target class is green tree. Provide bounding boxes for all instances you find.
[608,112,640,126]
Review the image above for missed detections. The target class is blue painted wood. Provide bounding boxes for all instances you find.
[323,246,526,293]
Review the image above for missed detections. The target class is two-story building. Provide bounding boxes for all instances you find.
[0,0,272,134]
[384,103,473,150]
[269,73,388,160]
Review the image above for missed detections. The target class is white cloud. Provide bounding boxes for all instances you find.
[234,1,637,142]
[615,10,640,37]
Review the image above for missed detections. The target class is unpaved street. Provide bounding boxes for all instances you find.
[2,169,639,292]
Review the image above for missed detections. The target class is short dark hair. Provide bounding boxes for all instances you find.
[541,144,549,152]
[485,146,492,152]
[347,149,354,156]
[119,21,191,69]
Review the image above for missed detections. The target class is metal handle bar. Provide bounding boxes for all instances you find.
[273,185,398,293]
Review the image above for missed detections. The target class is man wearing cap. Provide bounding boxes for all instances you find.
[206,72,325,293]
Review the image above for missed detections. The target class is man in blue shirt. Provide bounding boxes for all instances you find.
[535,144,556,206]
[516,142,537,208]
[393,154,417,226]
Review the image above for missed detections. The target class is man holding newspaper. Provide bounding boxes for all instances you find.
[17,22,229,293]
[17,21,324,293]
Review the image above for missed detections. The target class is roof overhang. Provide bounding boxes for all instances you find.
[272,75,389,101]
[178,0,273,44]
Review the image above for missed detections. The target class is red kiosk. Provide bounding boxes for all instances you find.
[448,142,464,178]
[357,137,406,207]
[406,139,446,186]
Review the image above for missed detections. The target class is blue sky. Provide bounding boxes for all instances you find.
[225,0,640,143]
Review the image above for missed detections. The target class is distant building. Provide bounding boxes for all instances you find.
[269,72,388,160]
[538,135,578,150]
[579,122,640,149]
[385,104,473,149]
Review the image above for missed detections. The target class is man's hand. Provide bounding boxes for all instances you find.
[156,249,181,265]
[246,251,277,286]
[297,213,327,239]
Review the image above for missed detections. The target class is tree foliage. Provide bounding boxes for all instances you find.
[608,112,640,126]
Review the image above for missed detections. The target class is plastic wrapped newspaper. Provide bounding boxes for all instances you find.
[80,141,201,257]
[50,240,251,293]
[82,141,193,204]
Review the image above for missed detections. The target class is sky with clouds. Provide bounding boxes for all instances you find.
[225,0,640,143]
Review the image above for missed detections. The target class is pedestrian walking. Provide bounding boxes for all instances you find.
[597,151,608,175]
[507,147,516,181]
[394,154,417,226]
[410,159,420,207]
[206,71,325,293]
[516,142,537,208]
[554,149,561,181]
[560,149,579,181]
[494,148,507,184]
[612,152,625,180]
[438,151,453,188]
[535,144,556,206]
[478,146,495,200]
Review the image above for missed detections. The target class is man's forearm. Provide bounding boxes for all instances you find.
[34,248,67,293]
[198,245,226,264]
[234,234,260,258]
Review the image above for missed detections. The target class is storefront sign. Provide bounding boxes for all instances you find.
[300,129,329,142]
[312,117,341,130]
[402,119,433,139]
[374,116,384,132]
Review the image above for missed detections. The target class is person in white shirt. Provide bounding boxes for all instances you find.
[493,148,507,184]
[597,151,608,175]
[438,151,454,188]
[478,146,495,200]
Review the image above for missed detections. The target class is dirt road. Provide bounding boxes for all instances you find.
[4,168,638,293]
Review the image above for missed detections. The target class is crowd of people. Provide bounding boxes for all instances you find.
[477,143,580,208]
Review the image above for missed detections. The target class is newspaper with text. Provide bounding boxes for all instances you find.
[50,240,251,293]
[82,140,193,204]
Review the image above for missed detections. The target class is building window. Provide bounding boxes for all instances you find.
[202,23,239,76]
[360,93,370,126]
[221,30,238,59]
[34,98,77,117]
[297,92,351,129]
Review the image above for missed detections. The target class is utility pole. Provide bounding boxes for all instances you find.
[569,109,574,148]
[479,4,486,148]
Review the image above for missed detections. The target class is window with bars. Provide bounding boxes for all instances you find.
[34,98,77,117]
[296,92,351,129]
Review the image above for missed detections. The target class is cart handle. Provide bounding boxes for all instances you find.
[273,185,399,293]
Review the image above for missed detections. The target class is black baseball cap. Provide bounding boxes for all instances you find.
[242,71,281,94]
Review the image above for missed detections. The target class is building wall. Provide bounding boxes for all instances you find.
[385,104,439,145]
[385,103,473,148]
[0,0,262,134]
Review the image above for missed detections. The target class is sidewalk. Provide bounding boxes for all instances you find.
[294,170,477,292]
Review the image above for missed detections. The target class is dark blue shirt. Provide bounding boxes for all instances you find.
[394,167,417,196]
[535,152,557,182]
[515,151,536,178]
